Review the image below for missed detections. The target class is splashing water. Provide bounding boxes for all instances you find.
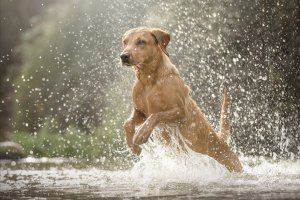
[1,126,300,199]
[129,125,228,188]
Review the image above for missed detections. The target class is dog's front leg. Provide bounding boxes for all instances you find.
[133,107,184,145]
[123,109,145,155]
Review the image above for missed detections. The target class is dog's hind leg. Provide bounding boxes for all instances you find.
[218,84,231,144]
[208,136,243,172]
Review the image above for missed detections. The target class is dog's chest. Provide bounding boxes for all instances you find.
[133,84,166,116]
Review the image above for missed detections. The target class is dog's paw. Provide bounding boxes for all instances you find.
[131,145,142,156]
[123,120,135,133]
[133,123,152,145]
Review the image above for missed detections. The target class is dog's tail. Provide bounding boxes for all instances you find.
[218,84,231,144]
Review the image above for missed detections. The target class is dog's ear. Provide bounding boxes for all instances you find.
[151,28,170,53]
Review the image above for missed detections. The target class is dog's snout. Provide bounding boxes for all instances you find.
[120,53,130,62]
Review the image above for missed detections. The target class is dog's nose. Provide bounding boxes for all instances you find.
[120,53,130,62]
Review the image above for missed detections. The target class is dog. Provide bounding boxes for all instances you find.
[120,27,242,172]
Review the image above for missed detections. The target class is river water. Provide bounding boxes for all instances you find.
[1,156,300,199]
[1,130,300,199]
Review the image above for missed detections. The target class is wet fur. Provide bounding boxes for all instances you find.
[122,27,242,172]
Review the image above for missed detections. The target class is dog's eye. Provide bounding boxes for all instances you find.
[136,40,146,45]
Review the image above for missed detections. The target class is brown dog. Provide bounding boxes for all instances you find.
[121,27,242,172]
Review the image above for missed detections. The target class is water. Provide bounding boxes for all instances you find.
[1,129,300,199]
[1,157,300,199]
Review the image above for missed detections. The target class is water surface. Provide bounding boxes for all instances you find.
[1,130,300,199]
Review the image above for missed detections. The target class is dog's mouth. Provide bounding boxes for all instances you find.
[120,54,142,70]
[122,62,131,67]
[122,61,142,70]
[134,63,142,70]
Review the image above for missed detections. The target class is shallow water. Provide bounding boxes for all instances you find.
[1,129,300,199]
[1,157,300,199]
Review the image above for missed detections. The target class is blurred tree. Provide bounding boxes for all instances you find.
[0,0,50,141]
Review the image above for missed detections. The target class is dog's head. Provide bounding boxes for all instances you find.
[120,27,170,70]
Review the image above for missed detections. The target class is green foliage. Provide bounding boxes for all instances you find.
[13,124,132,166]
[13,71,133,162]
[15,127,106,159]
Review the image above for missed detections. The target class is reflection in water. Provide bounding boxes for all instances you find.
[1,128,300,199]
